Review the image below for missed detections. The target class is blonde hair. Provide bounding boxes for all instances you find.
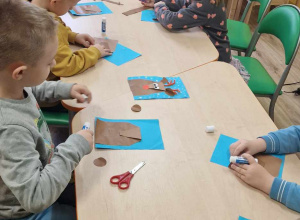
[0,0,57,69]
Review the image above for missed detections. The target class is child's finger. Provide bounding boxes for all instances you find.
[87,35,95,45]
[230,163,246,175]
[235,163,249,170]
[232,169,245,179]
[242,153,256,164]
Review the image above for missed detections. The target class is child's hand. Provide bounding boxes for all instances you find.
[230,138,267,156]
[142,0,155,7]
[154,1,166,7]
[70,84,92,103]
[92,44,113,58]
[76,129,94,152]
[75,34,95,48]
[230,153,274,194]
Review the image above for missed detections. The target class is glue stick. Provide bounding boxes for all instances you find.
[101,17,106,35]
[230,156,258,164]
[82,122,90,130]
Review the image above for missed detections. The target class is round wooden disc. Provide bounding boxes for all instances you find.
[131,104,142,112]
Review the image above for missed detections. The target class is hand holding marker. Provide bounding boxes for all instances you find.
[82,122,91,130]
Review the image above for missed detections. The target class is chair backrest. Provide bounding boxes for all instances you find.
[258,5,300,65]
[240,0,271,23]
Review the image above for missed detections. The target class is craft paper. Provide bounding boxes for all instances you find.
[94,117,164,150]
[69,2,112,16]
[104,44,141,66]
[210,134,285,178]
[72,5,101,15]
[128,76,189,100]
[123,6,149,16]
[141,10,159,23]
[239,217,250,220]
[94,38,118,52]
[95,119,141,146]
[131,104,142,112]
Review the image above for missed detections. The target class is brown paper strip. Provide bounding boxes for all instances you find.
[95,119,141,146]
[94,38,118,52]
[73,5,101,15]
[256,155,282,177]
[120,128,141,140]
[122,6,150,16]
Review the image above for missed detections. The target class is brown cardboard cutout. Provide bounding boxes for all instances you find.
[256,154,282,177]
[94,38,118,52]
[95,119,141,146]
[128,79,164,96]
[122,6,150,16]
[73,5,101,14]
[131,104,141,112]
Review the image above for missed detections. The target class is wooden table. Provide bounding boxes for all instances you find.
[60,0,218,111]
[72,62,300,219]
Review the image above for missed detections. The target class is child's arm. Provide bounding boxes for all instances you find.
[31,81,91,103]
[154,1,208,30]
[260,126,300,154]
[0,126,92,213]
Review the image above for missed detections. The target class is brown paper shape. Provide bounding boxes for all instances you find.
[122,6,150,16]
[95,119,141,146]
[94,38,118,52]
[256,154,282,177]
[73,5,101,14]
[165,88,176,96]
[131,104,141,112]
[120,128,141,140]
[147,82,165,91]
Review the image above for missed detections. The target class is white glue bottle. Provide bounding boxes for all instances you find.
[101,17,106,36]
[230,156,258,164]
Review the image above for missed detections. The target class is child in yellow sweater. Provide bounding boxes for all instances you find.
[32,0,112,77]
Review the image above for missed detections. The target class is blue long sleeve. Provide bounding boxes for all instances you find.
[260,126,300,213]
[260,125,300,154]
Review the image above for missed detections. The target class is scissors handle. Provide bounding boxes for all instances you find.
[110,171,130,184]
[118,173,134,190]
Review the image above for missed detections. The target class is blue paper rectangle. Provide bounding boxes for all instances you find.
[128,76,189,100]
[104,43,141,66]
[69,2,112,16]
[239,217,250,220]
[94,117,164,150]
[210,134,285,178]
[141,10,158,23]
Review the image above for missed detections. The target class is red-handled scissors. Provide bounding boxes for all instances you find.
[110,161,146,190]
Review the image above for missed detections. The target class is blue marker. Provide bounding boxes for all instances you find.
[82,122,90,130]
[230,156,258,164]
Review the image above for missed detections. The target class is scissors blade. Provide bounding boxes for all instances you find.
[130,161,146,174]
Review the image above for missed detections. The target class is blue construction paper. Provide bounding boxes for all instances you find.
[94,117,164,150]
[128,76,189,100]
[210,134,285,178]
[210,134,237,167]
[239,217,250,220]
[69,2,112,16]
[141,10,158,23]
[104,43,141,66]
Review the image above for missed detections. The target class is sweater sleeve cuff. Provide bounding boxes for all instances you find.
[88,46,101,59]
[270,178,291,205]
[55,81,75,100]
[65,133,92,156]
[68,32,78,44]
[259,134,279,153]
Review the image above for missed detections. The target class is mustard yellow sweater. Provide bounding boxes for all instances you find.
[50,12,101,77]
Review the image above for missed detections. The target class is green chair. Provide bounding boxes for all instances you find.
[227,0,271,55]
[234,4,300,120]
[43,111,69,127]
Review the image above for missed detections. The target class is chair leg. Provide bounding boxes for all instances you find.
[68,110,76,135]
[269,96,276,121]
[238,51,241,56]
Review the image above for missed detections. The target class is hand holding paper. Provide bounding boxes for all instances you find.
[75,34,95,48]
[230,153,275,195]
[230,139,267,156]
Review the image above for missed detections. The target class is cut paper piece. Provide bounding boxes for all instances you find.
[131,104,141,112]
[123,6,150,16]
[73,5,101,15]
[141,10,159,23]
[239,217,250,220]
[95,119,141,146]
[94,38,118,52]
[128,76,189,100]
[120,128,142,140]
[210,134,285,178]
[69,2,112,16]
[94,117,164,150]
[104,43,141,66]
